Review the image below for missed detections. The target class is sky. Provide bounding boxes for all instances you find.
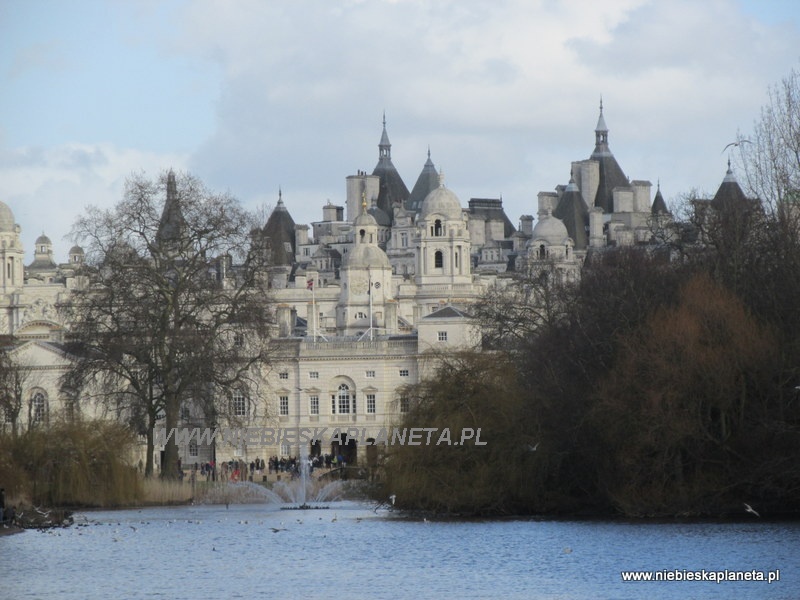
[1,0,799,261]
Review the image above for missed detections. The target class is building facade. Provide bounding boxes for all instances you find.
[3,105,745,470]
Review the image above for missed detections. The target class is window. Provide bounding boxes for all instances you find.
[231,391,247,417]
[434,250,443,268]
[399,396,410,413]
[180,404,191,421]
[366,394,376,414]
[433,219,443,236]
[303,247,310,256]
[279,372,289,380]
[32,392,47,424]
[401,232,408,247]
[365,370,375,378]
[337,384,351,414]
[310,395,319,415]
[280,443,290,456]
[309,371,319,379]
[438,331,448,342]
[64,397,77,422]
[233,333,244,347]
[399,369,409,377]
[279,396,289,416]
[356,311,367,319]
[189,440,198,457]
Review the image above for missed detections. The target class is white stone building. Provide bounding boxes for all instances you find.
[2,105,716,469]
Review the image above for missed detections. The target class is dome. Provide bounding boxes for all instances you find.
[344,244,390,270]
[0,201,16,232]
[69,245,85,255]
[36,234,52,246]
[530,212,569,246]
[420,173,462,220]
[354,209,378,228]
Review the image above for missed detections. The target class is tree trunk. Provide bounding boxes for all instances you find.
[145,410,156,478]
[160,393,180,480]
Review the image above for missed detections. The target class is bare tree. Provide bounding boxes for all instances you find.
[737,66,800,214]
[0,338,33,437]
[61,170,275,478]
[472,263,572,351]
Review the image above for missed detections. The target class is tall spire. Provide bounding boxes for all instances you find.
[157,169,187,249]
[594,97,609,151]
[379,111,391,160]
[371,112,410,214]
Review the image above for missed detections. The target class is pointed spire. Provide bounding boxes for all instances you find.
[276,187,286,209]
[594,97,609,150]
[723,158,737,183]
[379,112,391,159]
[652,180,669,215]
[157,169,187,249]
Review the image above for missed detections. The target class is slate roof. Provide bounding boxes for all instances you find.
[406,149,439,213]
[371,116,410,215]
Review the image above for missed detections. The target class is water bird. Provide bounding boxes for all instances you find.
[527,442,540,452]
[129,525,137,532]
[389,494,396,506]
[331,514,338,522]
[563,547,573,554]
[744,503,761,517]
[270,527,287,533]
[722,139,752,153]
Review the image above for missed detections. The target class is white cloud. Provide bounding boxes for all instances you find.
[1,0,799,260]
[0,144,187,260]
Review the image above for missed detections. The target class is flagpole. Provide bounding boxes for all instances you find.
[307,278,316,342]
[368,268,373,341]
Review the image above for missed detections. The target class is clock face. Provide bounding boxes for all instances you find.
[350,273,368,295]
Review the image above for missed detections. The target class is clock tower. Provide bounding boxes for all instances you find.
[337,198,395,336]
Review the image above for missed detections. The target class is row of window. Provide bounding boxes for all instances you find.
[279,369,413,380]
[3,392,79,425]
[278,384,410,416]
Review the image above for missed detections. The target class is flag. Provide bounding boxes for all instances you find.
[307,279,314,291]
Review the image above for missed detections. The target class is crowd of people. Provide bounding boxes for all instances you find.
[183,453,348,483]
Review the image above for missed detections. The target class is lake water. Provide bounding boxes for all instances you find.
[1,500,798,599]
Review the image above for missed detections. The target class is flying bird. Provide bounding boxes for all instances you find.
[744,503,761,517]
[270,527,287,533]
[722,139,752,153]
[527,442,540,452]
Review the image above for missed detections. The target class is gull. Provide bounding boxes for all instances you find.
[129,525,137,532]
[331,514,338,522]
[722,139,752,153]
[744,503,761,518]
[270,527,287,533]
[527,442,540,452]
[33,505,50,517]
[389,494,396,506]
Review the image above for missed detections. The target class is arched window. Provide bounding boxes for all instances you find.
[434,219,443,236]
[32,391,47,424]
[359,229,366,242]
[538,244,546,260]
[434,250,443,269]
[337,383,351,414]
